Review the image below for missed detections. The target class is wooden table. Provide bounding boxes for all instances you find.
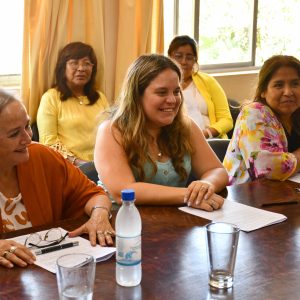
[1,179,300,300]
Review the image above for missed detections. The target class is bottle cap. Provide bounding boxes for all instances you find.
[121,189,135,201]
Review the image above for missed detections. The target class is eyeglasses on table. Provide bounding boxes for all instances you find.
[24,228,68,249]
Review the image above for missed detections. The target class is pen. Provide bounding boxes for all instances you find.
[35,241,79,255]
[261,200,299,207]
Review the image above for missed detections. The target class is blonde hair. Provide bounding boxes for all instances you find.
[112,54,193,181]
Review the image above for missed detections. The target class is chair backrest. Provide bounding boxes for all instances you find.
[227,98,240,139]
[78,161,99,184]
[31,122,39,142]
[207,138,230,162]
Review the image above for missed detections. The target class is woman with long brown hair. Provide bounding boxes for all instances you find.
[224,55,300,184]
[94,54,228,210]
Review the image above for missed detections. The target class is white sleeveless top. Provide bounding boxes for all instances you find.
[0,192,32,232]
[182,81,210,129]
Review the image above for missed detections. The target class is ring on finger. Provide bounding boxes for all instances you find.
[104,230,113,236]
[97,231,104,236]
[9,246,17,254]
[200,185,207,191]
[2,251,10,259]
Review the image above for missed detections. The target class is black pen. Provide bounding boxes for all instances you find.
[34,241,79,255]
[261,200,299,207]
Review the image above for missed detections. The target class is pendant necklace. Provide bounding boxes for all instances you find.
[151,140,162,158]
[157,144,162,158]
[78,97,84,105]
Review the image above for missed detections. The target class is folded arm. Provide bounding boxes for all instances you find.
[37,92,85,165]
[204,74,233,136]
[238,105,298,181]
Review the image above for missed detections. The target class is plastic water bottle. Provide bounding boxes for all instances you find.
[116,189,142,286]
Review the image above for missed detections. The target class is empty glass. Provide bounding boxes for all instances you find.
[205,222,240,289]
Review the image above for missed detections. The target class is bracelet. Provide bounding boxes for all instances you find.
[206,128,213,139]
[90,205,112,219]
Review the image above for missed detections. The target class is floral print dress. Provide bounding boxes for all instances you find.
[223,102,297,185]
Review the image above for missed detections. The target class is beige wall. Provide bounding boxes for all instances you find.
[213,72,259,103]
[4,71,259,105]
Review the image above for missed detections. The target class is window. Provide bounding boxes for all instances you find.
[256,0,300,65]
[0,0,24,87]
[164,0,300,70]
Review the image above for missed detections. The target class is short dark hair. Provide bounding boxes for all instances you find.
[54,42,100,105]
[167,35,198,62]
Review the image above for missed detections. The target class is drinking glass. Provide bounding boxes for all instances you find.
[205,222,240,289]
[56,253,96,300]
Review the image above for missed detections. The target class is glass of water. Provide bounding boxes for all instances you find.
[56,253,96,300]
[205,222,240,289]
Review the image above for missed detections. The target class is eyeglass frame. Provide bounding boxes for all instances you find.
[172,52,196,63]
[24,228,68,249]
[66,59,94,71]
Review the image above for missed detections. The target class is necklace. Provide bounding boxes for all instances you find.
[149,138,162,158]
[181,77,192,89]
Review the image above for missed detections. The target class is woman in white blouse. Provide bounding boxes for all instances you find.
[168,35,233,139]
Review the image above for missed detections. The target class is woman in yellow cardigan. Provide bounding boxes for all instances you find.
[37,42,109,166]
[168,35,233,139]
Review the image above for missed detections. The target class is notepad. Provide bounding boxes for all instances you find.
[179,200,287,232]
[10,228,116,273]
[288,172,300,183]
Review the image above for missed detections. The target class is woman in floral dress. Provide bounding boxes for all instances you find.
[224,55,300,185]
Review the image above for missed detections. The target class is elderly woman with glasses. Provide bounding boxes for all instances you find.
[37,42,109,166]
[0,90,114,269]
[168,35,233,139]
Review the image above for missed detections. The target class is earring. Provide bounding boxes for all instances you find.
[193,62,200,74]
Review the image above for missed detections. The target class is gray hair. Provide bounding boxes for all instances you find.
[0,89,19,114]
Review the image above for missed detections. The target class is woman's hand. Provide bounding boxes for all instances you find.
[68,209,115,247]
[185,180,215,205]
[184,180,224,211]
[0,240,36,269]
[190,193,224,211]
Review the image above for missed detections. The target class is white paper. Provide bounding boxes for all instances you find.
[10,228,115,273]
[179,200,287,232]
[288,172,300,183]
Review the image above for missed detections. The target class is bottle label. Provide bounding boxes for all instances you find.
[116,235,141,266]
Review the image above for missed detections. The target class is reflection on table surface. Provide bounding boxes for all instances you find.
[1,179,300,300]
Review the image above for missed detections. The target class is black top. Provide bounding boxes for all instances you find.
[285,128,300,152]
